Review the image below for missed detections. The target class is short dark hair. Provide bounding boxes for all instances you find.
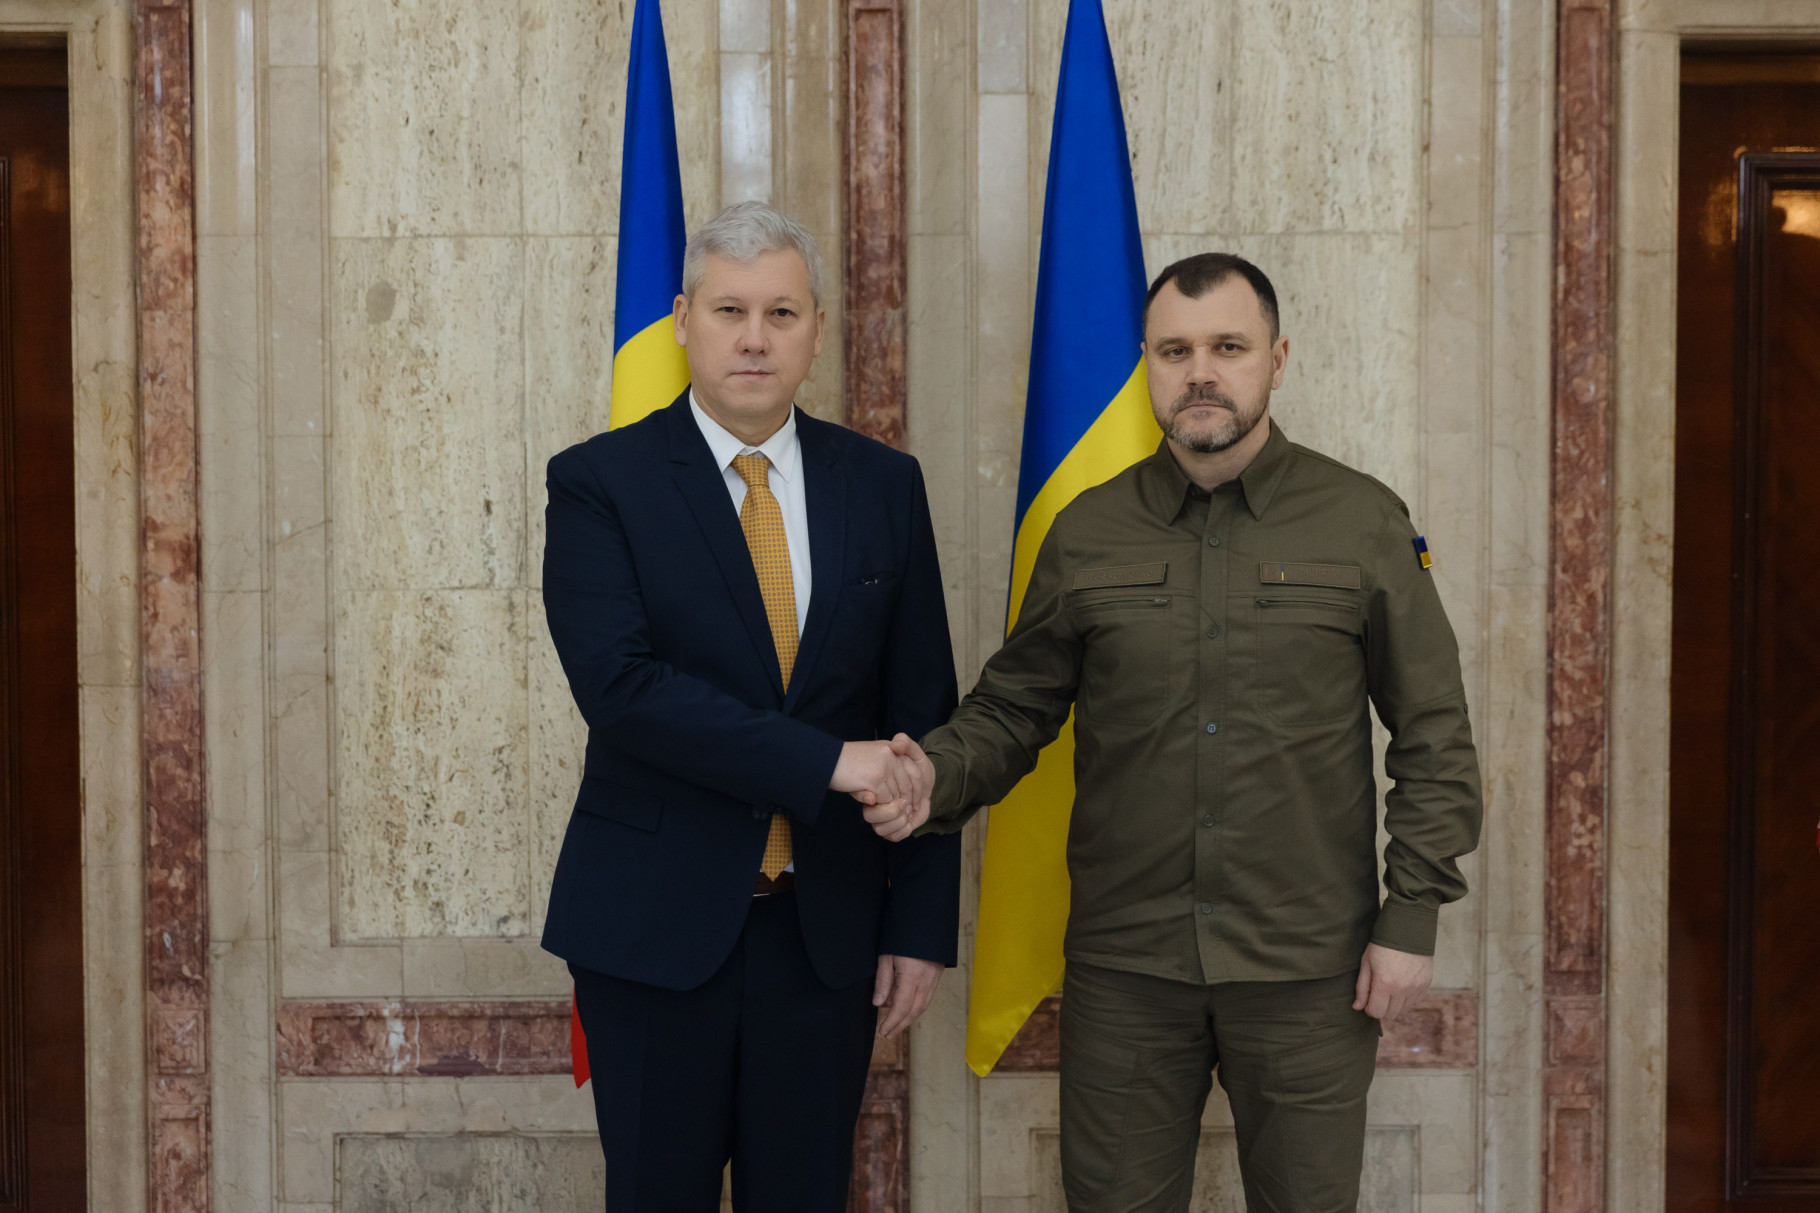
[1143,253,1280,339]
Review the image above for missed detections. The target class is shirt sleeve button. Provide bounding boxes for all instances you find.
[1206,536,1221,547]
[1199,902,1214,915]
[1205,722,1218,734]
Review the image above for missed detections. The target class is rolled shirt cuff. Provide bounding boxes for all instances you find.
[1370,899,1439,956]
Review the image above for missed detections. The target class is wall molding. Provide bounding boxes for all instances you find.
[275,1001,572,1078]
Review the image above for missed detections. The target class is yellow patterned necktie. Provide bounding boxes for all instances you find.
[731,453,798,879]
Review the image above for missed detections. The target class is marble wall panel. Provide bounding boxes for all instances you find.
[1102,2,1233,237]
[278,1077,598,1202]
[327,0,522,237]
[195,0,257,237]
[339,1134,604,1211]
[521,0,631,236]
[524,235,616,581]
[1230,0,1423,235]
[721,49,774,204]
[780,0,846,425]
[269,0,319,68]
[268,65,327,439]
[526,594,587,936]
[665,0,723,221]
[206,589,269,943]
[970,90,1029,666]
[908,0,970,236]
[198,235,264,593]
[521,0,726,235]
[331,236,527,592]
[335,589,532,939]
[81,683,147,1213]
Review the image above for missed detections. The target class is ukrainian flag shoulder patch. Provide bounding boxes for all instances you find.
[1413,536,1433,570]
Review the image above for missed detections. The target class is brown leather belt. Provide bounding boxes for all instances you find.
[752,870,796,897]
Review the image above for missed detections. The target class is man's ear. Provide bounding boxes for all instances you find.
[811,306,827,357]
[1271,335,1289,390]
[673,293,690,346]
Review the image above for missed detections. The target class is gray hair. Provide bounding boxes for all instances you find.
[681,201,825,307]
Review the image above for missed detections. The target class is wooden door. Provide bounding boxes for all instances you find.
[0,45,85,1211]
[1670,53,1820,1212]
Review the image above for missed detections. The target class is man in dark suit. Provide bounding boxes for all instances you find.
[540,200,957,1212]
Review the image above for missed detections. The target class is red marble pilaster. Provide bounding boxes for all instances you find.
[1546,2,1615,1211]
[135,4,209,1212]
[850,1035,908,1213]
[844,0,906,449]
[844,6,911,1206]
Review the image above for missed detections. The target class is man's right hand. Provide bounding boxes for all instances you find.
[830,735,932,842]
[858,735,934,842]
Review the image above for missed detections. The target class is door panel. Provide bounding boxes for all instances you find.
[1670,55,1820,1211]
[0,46,85,1212]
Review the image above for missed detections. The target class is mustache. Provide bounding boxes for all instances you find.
[1169,384,1237,414]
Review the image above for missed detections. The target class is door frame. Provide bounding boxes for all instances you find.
[1609,6,1820,1213]
[0,7,154,1213]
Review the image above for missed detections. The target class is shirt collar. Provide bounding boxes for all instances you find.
[689,392,801,485]
[1138,418,1294,523]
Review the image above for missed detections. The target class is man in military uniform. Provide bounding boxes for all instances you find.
[867,253,1483,1212]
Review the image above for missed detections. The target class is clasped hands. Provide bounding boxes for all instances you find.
[830,734,934,842]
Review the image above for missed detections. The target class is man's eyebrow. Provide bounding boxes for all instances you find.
[1148,331,1255,346]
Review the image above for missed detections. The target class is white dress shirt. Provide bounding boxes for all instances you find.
[689,393,813,635]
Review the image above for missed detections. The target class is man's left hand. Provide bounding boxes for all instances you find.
[873,954,943,1038]
[1352,943,1433,1025]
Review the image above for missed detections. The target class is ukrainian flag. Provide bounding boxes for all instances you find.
[965,0,1158,1077]
[608,0,691,430]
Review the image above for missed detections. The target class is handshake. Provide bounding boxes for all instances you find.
[830,734,935,842]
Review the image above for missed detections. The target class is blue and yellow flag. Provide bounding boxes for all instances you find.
[608,0,691,430]
[966,0,1159,1077]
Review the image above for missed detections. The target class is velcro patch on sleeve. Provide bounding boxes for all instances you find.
[1257,561,1363,590]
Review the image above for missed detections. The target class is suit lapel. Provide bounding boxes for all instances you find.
[664,396,788,698]
[785,411,845,711]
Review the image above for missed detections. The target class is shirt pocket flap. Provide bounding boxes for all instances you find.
[1072,561,1168,591]
[1257,561,1362,590]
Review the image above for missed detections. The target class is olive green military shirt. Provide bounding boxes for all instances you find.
[920,423,1482,985]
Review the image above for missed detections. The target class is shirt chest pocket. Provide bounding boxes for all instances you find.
[1246,562,1366,726]
[1068,562,1172,726]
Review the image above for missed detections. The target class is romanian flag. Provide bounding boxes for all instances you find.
[965,0,1158,1076]
[608,0,691,431]
[574,0,692,1088]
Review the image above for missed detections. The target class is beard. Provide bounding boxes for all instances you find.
[1160,382,1268,453]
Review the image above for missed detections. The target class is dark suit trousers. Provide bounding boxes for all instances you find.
[571,891,879,1213]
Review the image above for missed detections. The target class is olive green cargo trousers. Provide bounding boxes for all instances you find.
[1058,963,1381,1213]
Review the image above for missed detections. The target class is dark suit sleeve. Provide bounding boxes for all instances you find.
[874,462,963,966]
[542,446,845,822]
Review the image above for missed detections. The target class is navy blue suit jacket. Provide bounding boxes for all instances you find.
[539,395,961,992]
